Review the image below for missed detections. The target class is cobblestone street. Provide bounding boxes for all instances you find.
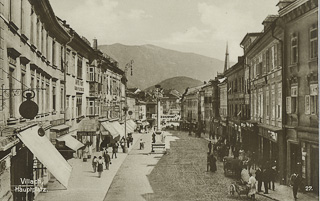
[105,131,273,201]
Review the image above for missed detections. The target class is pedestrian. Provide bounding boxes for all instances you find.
[152,132,156,143]
[290,171,302,199]
[255,166,263,192]
[103,150,111,170]
[262,167,270,194]
[112,142,118,159]
[241,166,250,184]
[120,136,126,152]
[92,156,98,173]
[248,173,257,200]
[97,156,104,178]
[270,166,277,190]
[210,154,217,172]
[139,139,145,150]
[208,141,212,154]
[207,152,211,172]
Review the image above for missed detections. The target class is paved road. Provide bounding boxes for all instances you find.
[105,130,272,201]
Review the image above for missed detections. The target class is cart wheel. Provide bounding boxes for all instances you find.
[229,184,236,196]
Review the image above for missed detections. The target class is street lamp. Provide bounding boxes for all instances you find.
[122,60,134,153]
[154,85,163,131]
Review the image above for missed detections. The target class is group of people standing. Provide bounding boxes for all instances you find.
[92,148,112,178]
[255,165,277,194]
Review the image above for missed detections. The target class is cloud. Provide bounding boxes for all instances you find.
[161,27,211,45]
[126,9,153,20]
[57,0,152,44]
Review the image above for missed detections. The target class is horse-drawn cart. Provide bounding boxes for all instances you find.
[223,156,242,177]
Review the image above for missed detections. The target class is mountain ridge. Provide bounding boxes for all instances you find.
[98,43,225,89]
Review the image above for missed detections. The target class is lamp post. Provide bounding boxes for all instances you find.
[122,60,134,153]
[154,85,163,131]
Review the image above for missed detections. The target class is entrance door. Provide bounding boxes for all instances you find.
[290,143,300,174]
[311,146,319,194]
[263,138,270,162]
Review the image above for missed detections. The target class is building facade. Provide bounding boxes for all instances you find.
[279,0,318,190]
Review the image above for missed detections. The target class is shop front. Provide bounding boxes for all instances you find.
[213,119,219,139]
[242,121,258,154]
[296,128,319,194]
[77,118,98,159]
[258,124,285,184]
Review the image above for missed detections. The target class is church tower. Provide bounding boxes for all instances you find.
[223,42,230,73]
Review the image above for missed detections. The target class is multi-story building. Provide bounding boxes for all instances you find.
[218,77,228,140]
[225,57,247,151]
[278,0,318,190]
[244,14,286,182]
[0,1,125,200]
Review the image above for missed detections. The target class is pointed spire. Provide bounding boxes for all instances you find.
[223,42,230,72]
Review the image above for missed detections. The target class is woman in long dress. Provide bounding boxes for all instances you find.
[97,156,104,178]
[248,173,257,200]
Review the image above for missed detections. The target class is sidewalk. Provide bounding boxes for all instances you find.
[257,183,319,201]
[202,135,319,201]
[35,133,143,201]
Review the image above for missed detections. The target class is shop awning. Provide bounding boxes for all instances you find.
[17,125,71,188]
[78,118,96,133]
[57,134,85,151]
[128,119,137,130]
[111,121,124,138]
[101,122,119,138]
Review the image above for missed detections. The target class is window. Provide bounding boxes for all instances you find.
[277,84,282,119]
[77,55,83,79]
[290,86,298,114]
[271,46,275,70]
[266,88,270,118]
[291,33,298,64]
[271,86,275,118]
[8,68,15,117]
[89,67,94,81]
[52,85,56,111]
[61,46,64,71]
[21,72,25,102]
[88,101,94,115]
[310,84,318,115]
[76,94,82,117]
[266,49,270,72]
[257,55,262,76]
[30,8,34,43]
[46,83,49,113]
[72,96,75,119]
[310,25,318,59]
[60,87,64,111]
[52,40,56,66]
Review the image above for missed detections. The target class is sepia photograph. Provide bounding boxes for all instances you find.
[0,0,318,200]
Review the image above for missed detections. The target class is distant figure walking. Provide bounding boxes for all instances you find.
[207,152,211,172]
[210,154,217,172]
[112,142,119,159]
[290,172,302,199]
[97,156,104,178]
[255,166,263,192]
[92,156,98,172]
[270,166,277,190]
[103,150,111,170]
[140,139,145,150]
[208,141,213,154]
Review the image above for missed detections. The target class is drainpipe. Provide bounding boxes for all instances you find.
[271,18,286,185]
[64,31,74,124]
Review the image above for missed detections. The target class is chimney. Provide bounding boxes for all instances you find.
[276,0,295,11]
[262,15,279,31]
[93,39,98,50]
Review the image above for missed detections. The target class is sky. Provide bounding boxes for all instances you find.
[49,0,279,62]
